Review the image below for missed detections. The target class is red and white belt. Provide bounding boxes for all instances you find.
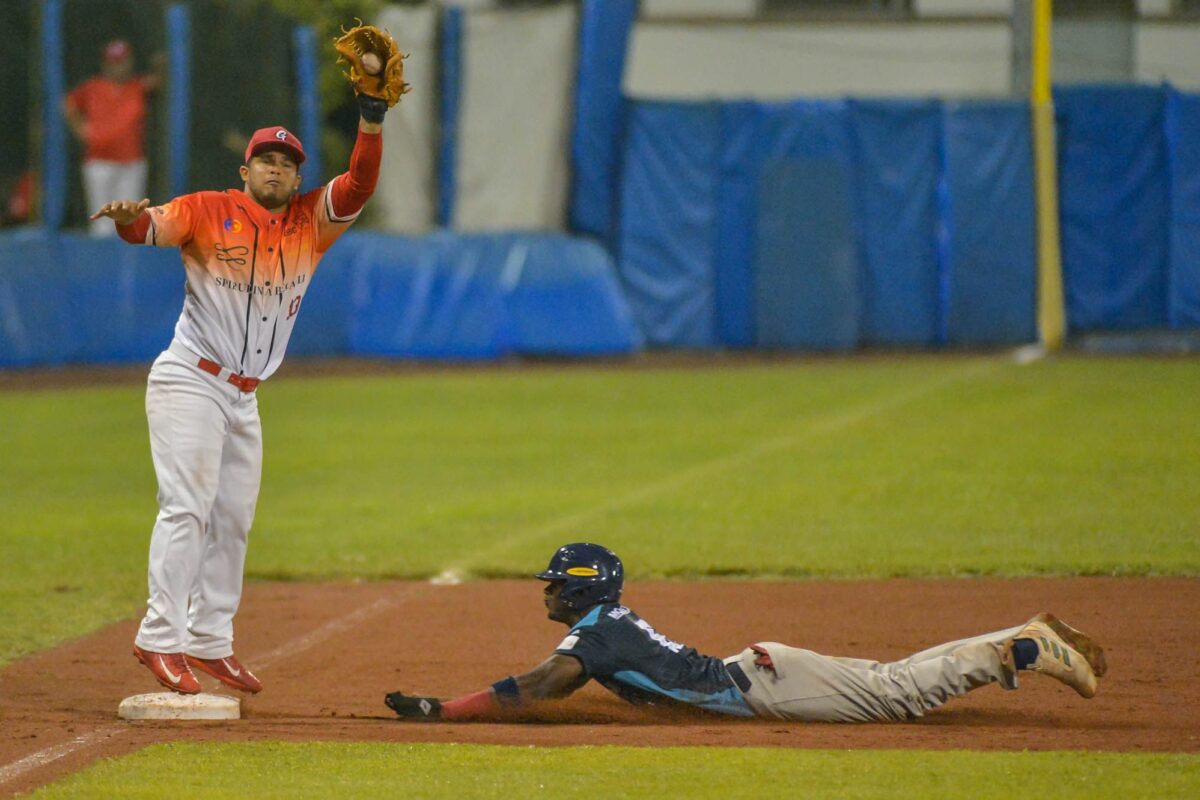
[168,341,261,393]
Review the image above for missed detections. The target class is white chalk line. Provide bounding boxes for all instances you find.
[435,358,1002,581]
[0,593,402,789]
[0,726,127,787]
[251,595,399,670]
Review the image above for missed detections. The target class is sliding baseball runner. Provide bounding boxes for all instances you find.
[92,23,408,695]
[385,543,1107,722]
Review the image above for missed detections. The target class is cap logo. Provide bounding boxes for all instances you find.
[275,130,288,141]
[566,567,598,577]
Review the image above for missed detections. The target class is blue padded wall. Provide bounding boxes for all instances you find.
[349,234,512,359]
[717,100,857,348]
[617,101,722,347]
[620,97,1038,349]
[1056,86,1170,330]
[850,100,943,346]
[942,101,1038,345]
[1166,88,1200,328]
[755,159,860,350]
[569,0,638,242]
[0,230,641,368]
[349,233,641,359]
[0,231,183,367]
[504,237,643,354]
[0,231,86,366]
[61,235,189,363]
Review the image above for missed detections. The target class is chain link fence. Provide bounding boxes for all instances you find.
[0,0,34,226]
[1,0,380,231]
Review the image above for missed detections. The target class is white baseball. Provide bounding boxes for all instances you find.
[362,52,382,75]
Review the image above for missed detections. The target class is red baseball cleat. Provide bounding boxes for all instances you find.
[133,645,202,695]
[186,653,263,694]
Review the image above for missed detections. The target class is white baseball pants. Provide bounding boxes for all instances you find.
[134,345,262,659]
[82,159,147,237]
[726,624,1023,722]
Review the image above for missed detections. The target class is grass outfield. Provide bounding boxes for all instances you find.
[27,744,1200,799]
[1,355,1198,663]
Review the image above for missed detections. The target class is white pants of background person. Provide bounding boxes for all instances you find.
[133,345,262,660]
[725,624,1024,722]
[83,159,147,236]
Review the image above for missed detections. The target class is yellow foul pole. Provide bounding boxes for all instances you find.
[1032,0,1065,349]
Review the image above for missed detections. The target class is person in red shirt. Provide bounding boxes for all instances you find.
[63,39,162,236]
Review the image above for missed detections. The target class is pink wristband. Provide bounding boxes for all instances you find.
[440,689,498,721]
[116,212,150,244]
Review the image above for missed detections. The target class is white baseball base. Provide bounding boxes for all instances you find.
[118,692,240,720]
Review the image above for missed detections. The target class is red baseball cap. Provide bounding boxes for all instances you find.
[244,126,306,166]
[104,40,132,63]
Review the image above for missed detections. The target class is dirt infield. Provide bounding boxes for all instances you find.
[2,577,1197,796]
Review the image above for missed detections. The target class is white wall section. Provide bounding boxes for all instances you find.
[454,4,577,231]
[1136,22,1200,89]
[625,21,1013,99]
[375,4,438,233]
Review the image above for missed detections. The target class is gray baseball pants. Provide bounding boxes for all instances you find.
[725,624,1023,722]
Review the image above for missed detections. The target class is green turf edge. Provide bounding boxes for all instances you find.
[27,743,1200,800]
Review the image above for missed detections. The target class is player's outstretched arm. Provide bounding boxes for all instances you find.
[517,653,587,699]
[90,198,150,226]
[313,21,408,250]
[385,654,585,723]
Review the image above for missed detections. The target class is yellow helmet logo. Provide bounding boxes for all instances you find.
[566,567,599,577]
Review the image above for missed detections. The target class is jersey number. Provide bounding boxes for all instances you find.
[634,619,685,653]
[287,295,303,320]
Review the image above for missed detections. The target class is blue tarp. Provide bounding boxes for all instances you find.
[619,96,1039,349]
[942,101,1038,345]
[0,232,183,367]
[850,100,943,346]
[1167,88,1200,328]
[1056,85,1170,330]
[569,0,637,242]
[755,158,860,350]
[348,233,641,359]
[717,100,857,348]
[617,102,722,348]
[0,230,641,368]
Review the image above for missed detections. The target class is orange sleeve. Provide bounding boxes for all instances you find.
[328,129,381,220]
[313,128,381,252]
[116,212,151,244]
[145,194,200,247]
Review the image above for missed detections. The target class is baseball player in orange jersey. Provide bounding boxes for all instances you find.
[92,84,392,695]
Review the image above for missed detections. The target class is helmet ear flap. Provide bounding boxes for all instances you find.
[558,582,585,611]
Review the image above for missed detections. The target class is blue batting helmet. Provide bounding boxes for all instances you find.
[535,542,624,612]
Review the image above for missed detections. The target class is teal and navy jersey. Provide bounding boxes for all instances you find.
[554,603,753,717]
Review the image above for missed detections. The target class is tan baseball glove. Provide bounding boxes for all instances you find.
[334,22,410,108]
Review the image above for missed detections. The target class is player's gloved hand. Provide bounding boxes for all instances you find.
[385,691,443,721]
[334,22,409,124]
[357,94,388,124]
